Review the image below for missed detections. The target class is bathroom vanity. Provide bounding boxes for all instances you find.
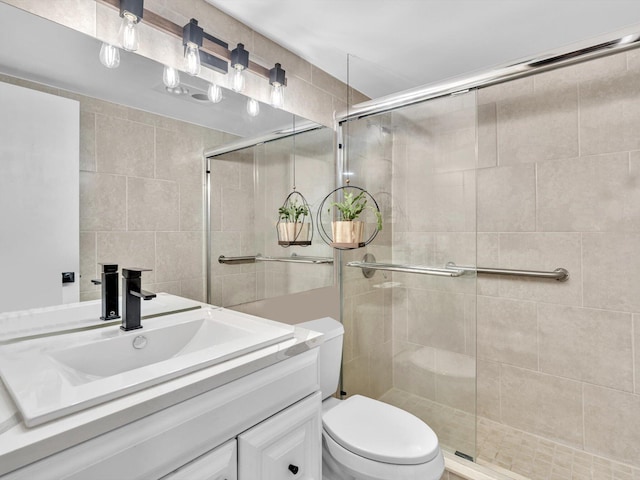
[0,294,323,479]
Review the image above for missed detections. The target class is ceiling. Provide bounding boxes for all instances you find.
[206,0,640,99]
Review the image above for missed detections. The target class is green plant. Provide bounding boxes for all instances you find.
[278,200,309,223]
[329,191,383,231]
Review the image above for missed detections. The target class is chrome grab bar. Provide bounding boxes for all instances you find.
[218,254,334,265]
[346,261,465,277]
[446,262,569,282]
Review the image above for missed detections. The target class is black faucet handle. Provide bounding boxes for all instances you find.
[130,289,157,301]
[122,267,153,279]
[91,279,102,285]
[99,263,118,273]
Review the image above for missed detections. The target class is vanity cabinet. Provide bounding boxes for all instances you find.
[238,391,321,479]
[2,348,320,480]
[162,439,237,480]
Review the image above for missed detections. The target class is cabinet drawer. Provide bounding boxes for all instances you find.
[162,439,237,480]
[238,392,321,480]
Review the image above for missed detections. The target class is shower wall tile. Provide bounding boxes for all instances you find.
[496,85,579,165]
[477,77,534,105]
[584,385,640,467]
[391,287,408,344]
[79,111,96,172]
[370,340,393,399]
[96,232,157,284]
[155,127,204,186]
[538,304,633,392]
[477,359,501,422]
[393,341,436,400]
[407,289,466,354]
[536,153,640,232]
[497,233,582,307]
[580,72,640,156]
[79,232,97,294]
[534,52,627,90]
[221,186,256,232]
[634,315,640,395]
[127,177,179,232]
[477,165,536,232]
[220,273,257,306]
[79,172,126,231]
[500,365,584,448]
[476,233,500,297]
[155,231,203,283]
[476,295,537,369]
[477,103,497,168]
[406,171,467,232]
[95,115,155,178]
[583,232,640,312]
[343,355,372,399]
[180,181,204,232]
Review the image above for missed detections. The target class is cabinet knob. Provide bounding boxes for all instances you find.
[288,464,299,475]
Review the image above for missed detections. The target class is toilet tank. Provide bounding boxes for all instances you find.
[298,317,344,400]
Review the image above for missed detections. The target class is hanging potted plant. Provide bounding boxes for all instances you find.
[277,198,311,245]
[328,190,383,247]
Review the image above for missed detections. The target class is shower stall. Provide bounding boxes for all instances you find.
[337,29,640,480]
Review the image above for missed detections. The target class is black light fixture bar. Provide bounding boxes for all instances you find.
[100,0,275,79]
[230,43,249,70]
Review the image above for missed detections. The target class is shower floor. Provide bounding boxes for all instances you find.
[378,388,640,480]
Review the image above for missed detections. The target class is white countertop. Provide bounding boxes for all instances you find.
[0,294,323,476]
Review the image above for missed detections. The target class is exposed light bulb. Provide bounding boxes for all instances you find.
[163,65,180,89]
[184,43,201,76]
[246,98,260,117]
[232,66,245,93]
[119,13,139,52]
[270,83,284,109]
[99,43,120,69]
[207,83,222,103]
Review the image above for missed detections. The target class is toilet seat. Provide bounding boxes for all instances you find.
[322,395,440,465]
[322,430,445,480]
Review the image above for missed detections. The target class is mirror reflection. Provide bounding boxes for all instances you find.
[0,1,333,314]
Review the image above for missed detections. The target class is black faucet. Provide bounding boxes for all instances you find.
[91,263,121,321]
[121,268,156,331]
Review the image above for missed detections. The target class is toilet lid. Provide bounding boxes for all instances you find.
[322,395,440,465]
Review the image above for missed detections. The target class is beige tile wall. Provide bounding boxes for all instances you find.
[476,49,640,468]
[0,72,230,303]
[1,0,367,127]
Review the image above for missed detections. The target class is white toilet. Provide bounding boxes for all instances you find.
[300,317,445,480]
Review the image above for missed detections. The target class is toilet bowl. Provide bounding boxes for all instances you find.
[299,318,445,480]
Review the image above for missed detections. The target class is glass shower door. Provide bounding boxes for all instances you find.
[339,91,478,459]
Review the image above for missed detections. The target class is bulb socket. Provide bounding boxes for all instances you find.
[183,18,203,48]
[269,63,286,86]
[119,0,143,22]
[231,43,249,70]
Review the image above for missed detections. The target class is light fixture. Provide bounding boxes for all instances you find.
[99,43,120,69]
[230,43,249,92]
[182,18,202,76]
[181,19,228,76]
[162,65,180,89]
[246,98,260,117]
[269,63,286,109]
[118,0,143,52]
[207,83,223,103]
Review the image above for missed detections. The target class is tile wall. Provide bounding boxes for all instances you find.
[0,73,230,303]
[475,49,640,470]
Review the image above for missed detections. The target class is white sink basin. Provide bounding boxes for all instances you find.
[0,307,294,426]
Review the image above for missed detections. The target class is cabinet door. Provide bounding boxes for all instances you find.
[162,439,237,480]
[238,392,321,480]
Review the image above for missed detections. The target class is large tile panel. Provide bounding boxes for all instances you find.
[584,384,640,467]
[583,232,640,312]
[127,177,179,232]
[477,296,537,369]
[501,365,583,448]
[538,303,633,391]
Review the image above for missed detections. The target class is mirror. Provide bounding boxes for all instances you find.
[0,1,332,313]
